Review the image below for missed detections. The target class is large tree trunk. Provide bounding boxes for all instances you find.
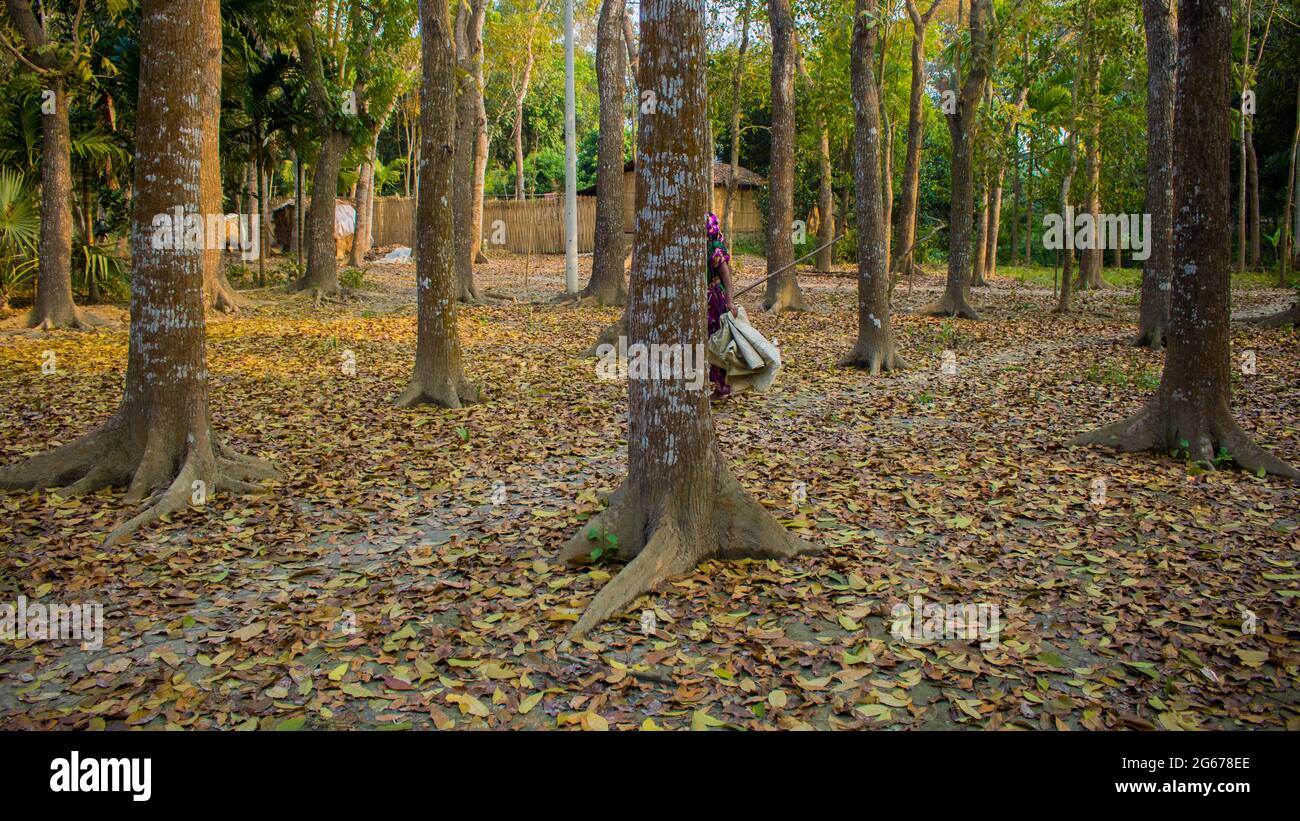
[762,0,806,312]
[895,1,941,279]
[295,129,347,295]
[1136,0,1176,347]
[925,0,991,320]
[0,0,278,545]
[396,0,480,409]
[1072,0,1296,479]
[841,0,904,375]
[583,0,630,306]
[559,0,815,640]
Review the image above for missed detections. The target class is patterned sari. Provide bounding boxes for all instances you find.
[706,227,732,398]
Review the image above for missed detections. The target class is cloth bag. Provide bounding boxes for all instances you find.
[706,306,782,394]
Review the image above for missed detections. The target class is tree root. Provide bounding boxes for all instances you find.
[559,471,818,641]
[1132,321,1167,350]
[761,291,809,314]
[839,343,907,375]
[208,277,252,314]
[0,422,281,546]
[393,374,481,409]
[583,316,627,358]
[1070,402,1298,479]
[1250,302,1298,329]
[25,306,111,333]
[921,288,980,320]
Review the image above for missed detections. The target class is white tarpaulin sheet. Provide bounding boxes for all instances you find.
[706,306,781,394]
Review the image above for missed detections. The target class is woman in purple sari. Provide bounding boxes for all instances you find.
[705,212,738,399]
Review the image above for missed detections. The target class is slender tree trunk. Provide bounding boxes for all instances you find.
[294,149,304,270]
[815,125,834,272]
[201,40,248,314]
[1078,46,1105,289]
[986,171,1004,278]
[895,0,939,279]
[0,0,278,544]
[583,0,630,306]
[1026,148,1035,262]
[842,0,905,374]
[1136,0,1175,347]
[724,1,752,249]
[1247,128,1260,268]
[1055,1,1090,314]
[513,19,539,202]
[453,0,488,301]
[879,60,893,274]
[396,0,479,409]
[257,153,269,286]
[471,59,489,265]
[926,0,991,319]
[1011,132,1020,266]
[971,182,989,286]
[793,24,832,273]
[558,0,815,640]
[1073,0,1296,479]
[762,0,806,312]
[1238,0,1252,275]
[1282,79,1300,285]
[350,142,376,266]
[27,79,93,329]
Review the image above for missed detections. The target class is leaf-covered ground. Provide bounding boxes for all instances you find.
[1,254,1297,730]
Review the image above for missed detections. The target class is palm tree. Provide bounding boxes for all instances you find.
[0,169,39,312]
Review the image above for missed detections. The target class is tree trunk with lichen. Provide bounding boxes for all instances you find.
[893,0,940,280]
[396,0,479,409]
[295,129,347,296]
[1077,49,1106,291]
[0,0,279,546]
[925,0,991,320]
[1,0,101,330]
[1136,0,1175,347]
[453,0,489,301]
[349,143,375,267]
[583,0,630,306]
[26,78,95,329]
[559,0,816,640]
[1071,0,1296,479]
[841,0,904,375]
[762,0,806,312]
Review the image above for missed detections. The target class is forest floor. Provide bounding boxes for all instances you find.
[0,251,1297,730]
